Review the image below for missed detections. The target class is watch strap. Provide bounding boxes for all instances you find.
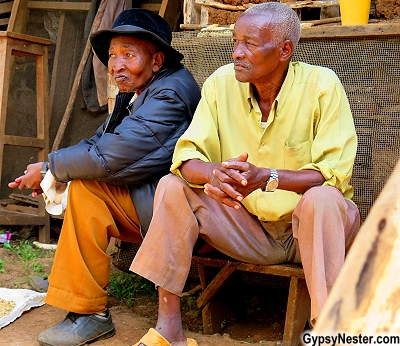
[40,161,49,178]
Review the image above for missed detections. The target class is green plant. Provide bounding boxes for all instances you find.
[7,240,55,277]
[11,240,45,261]
[0,258,5,273]
[108,271,157,307]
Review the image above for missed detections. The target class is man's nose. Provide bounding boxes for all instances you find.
[232,43,245,60]
[110,57,125,71]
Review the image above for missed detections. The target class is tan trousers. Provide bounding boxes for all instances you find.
[131,174,360,321]
[45,180,142,314]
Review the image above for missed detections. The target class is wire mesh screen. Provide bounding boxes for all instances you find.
[172,31,400,222]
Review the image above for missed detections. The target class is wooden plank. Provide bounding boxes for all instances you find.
[237,262,305,279]
[197,264,226,334]
[9,193,39,206]
[199,5,209,26]
[192,256,305,278]
[7,0,30,33]
[195,0,246,11]
[159,0,184,32]
[303,16,341,26]
[0,213,47,225]
[282,277,310,346]
[0,38,12,182]
[1,204,39,216]
[314,158,400,335]
[0,31,52,46]
[183,0,201,25]
[141,3,161,12]
[196,261,240,309]
[0,1,13,15]
[301,22,400,39]
[52,0,107,151]
[0,18,9,26]
[4,135,45,148]
[28,1,91,11]
[195,0,339,11]
[284,0,339,8]
[48,0,66,128]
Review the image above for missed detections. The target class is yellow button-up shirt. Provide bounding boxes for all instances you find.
[171,62,357,222]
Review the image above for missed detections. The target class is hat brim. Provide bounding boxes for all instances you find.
[90,25,184,67]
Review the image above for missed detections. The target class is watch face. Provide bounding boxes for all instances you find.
[266,179,279,191]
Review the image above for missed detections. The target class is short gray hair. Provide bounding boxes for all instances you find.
[243,2,301,48]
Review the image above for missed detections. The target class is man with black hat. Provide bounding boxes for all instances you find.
[8,8,200,346]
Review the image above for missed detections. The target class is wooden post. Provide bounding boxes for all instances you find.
[7,0,30,33]
[313,158,400,335]
[52,0,107,151]
[159,0,184,32]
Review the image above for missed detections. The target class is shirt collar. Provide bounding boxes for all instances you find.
[274,62,295,116]
[246,62,295,117]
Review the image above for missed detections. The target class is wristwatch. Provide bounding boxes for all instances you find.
[265,168,279,192]
[40,162,49,178]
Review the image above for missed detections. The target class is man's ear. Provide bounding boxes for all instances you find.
[279,40,294,62]
[153,51,165,72]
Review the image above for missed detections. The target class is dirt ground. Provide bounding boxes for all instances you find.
[0,233,292,346]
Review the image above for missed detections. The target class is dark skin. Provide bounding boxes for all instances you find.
[146,12,325,346]
[8,35,165,198]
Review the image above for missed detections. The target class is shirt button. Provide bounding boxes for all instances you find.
[260,193,264,198]
[261,142,265,146]
[260,217,265,221]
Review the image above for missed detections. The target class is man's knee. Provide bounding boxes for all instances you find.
[154,174,194,209]
[157,173,187,194]
[301,185,346,210]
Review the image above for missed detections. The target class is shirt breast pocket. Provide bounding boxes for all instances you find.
[284,139,312,170]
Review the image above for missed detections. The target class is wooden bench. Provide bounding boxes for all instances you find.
[114,24,400,346]
[192,255,310,345]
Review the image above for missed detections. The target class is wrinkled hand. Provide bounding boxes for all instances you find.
[221,153,268,198]
[8,162,44,198]
[204,153,266,209]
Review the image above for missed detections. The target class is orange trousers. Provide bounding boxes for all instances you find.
[131,174,360,321]
[45,180,142,314]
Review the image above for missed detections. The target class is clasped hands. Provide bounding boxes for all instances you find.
[204,152,269,209]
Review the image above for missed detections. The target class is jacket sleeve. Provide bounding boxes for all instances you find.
[48,88,190,184]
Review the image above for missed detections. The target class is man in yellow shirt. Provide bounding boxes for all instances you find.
[130,2,360,345]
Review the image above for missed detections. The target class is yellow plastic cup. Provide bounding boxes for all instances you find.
[340,0,371,26]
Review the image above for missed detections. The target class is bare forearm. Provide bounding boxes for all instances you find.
[180,160,220,185]
[275,169,325,194]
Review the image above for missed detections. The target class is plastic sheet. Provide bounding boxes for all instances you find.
[0,288,46,329]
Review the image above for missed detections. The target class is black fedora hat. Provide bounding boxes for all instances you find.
[90,8,183,67]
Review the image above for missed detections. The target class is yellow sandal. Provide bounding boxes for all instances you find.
[133,328,197,346]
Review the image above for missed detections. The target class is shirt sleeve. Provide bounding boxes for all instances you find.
[171,76,222,186]
[300,81,357,197]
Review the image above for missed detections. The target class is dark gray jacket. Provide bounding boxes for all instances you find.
[48,65,201,233]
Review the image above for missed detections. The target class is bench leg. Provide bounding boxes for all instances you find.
[197,264,225,334]
[283,276,311,346]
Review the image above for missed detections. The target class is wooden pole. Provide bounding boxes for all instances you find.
[52,0,107,151]
[313,158,400,336]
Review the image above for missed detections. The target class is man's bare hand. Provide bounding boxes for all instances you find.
[204,153,257,209]
[8,162,45,198]
[220,153,269,199]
